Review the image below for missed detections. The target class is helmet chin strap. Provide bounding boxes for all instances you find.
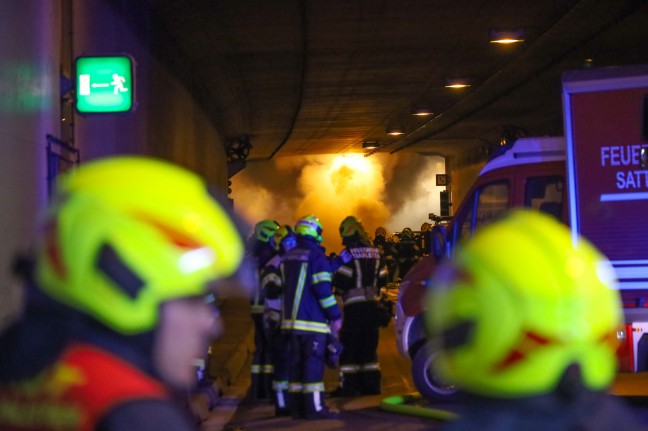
[556,363,585,401]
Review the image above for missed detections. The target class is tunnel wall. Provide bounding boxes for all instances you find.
[72,0,230,185]
[0,1,61,329]
[0,0,231,330]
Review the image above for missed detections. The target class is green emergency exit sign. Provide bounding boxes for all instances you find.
[75,55,134,113]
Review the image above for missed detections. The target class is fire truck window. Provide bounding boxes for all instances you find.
[525,176,564,220]
[475,181,510,231]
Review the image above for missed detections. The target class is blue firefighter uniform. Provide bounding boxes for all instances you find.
[280,216,342,419]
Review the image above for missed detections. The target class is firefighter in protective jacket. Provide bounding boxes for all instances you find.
[331,216,389,396]
[261,225,297,416]
[427,210,645,431]
[395,227,420,280]
[374,226,397,282]
[0,157,248,431]
[248,219,280,399]
[280,215,342,419]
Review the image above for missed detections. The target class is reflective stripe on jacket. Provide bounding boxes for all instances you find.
[280,237,341,334]
[334,245,388,305]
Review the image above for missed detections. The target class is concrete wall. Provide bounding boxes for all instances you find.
[72,0,229,185]
[0,1,61,329]
[0,0,230,331]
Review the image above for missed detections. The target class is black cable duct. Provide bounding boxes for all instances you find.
[266,0,309,160]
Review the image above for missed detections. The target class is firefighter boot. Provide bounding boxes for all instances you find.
[248,372,269,400]
[262,369,274,400]
[303,392,340,420]
[290,391,304,419]
[274,389,291,417]
[329,371,358,397]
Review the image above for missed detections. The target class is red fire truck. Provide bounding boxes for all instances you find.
[395,64,648,401]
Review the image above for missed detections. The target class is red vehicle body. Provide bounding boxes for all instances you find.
[563,64,648,375]
[396,64,648,401]
[395,136,568,400]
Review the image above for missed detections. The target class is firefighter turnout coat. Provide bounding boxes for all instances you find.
[333,241,389,395]
[280,235,341,414]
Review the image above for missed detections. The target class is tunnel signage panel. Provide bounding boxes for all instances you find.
[75,55,134,113]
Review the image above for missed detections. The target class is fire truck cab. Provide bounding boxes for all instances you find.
[396,63,648,401]
[394,136,568,401]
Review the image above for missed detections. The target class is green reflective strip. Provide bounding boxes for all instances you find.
[280,264,287,321]
[312,271,331,284]
[337,266,353,277]
[251,365,261,373]
[303,382,325,393]
[360,362,380,371]
[254,276,262,303]
[273,381,289,390]
[354,260,362,289]
[282,319,330,333]
[289,383,303,392]
[340,365,360,373]
[251,305,265,313]
[319,295,337,308]
[292,263,308,321]
[262,364,274,373]
[374,259,380,282]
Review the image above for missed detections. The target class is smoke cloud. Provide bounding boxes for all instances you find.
[231,153,444,253]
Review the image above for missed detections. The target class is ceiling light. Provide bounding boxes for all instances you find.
[362,140,380,149]
[386,127,405,136]
[489,28,526,44]
[444,78,471,89]
[411,105,433,116]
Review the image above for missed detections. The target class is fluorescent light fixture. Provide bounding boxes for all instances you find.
[444,78,471,89]
[411,105,433,116]
[362,140,380,149]
[386,127,405,136]
[489,28,526,44]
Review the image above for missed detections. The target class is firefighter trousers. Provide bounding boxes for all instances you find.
[269,330,292,415]
[338,302,381,395]
[250,313,272,399]
[287,332,329,418]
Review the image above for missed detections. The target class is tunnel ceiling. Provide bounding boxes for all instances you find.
[137,0,648,161]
